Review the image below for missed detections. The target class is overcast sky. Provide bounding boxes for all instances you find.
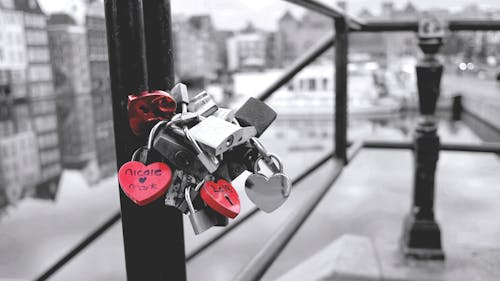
[38,0,500,30]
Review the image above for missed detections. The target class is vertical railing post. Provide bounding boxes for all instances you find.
[142,0,177,90]
[142,0,187,278]
[334,17,348,163]
[400,16,445,260]
[105,0,187,280]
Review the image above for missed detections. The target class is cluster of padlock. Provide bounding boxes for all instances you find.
[118,83,291,234]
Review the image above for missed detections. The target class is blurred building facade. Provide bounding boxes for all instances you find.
[86,0,115,177]
[214,29,234,76]
[276,8,386,67]
[276,11,300,67]
[227,23,277,72]
[0,1,29,134]
[0,131,41,206]
[14,0,62,194]
[380,2,419,60]
[0,0,59,205]
[48,13,95,169]
[173,14,219,82]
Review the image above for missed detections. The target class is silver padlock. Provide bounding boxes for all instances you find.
[171,83,190,111]
[245,152,291,213]
[183,126,220,173]
[185,183,217,235]
[188,116,257,156]
[165,169,198,213]
[212,107,235,122]
[187,91,218,117]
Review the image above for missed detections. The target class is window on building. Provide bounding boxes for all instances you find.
[309,78,316,91]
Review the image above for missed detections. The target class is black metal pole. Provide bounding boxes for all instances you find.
[105,0,186,280]
[334,18,348,163]
[141,0,187,279]
[400,18,445,260]
[142,0,176,90]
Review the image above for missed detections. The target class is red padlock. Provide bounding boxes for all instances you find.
[200,179,240,219]
[127,90,177,135]
[118,161,173,206]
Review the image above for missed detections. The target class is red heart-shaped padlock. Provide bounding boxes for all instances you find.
[118,161,172,206]
[200,179,240,218]
[127,90,177,136]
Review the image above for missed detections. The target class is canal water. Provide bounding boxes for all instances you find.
[0,110,495,280]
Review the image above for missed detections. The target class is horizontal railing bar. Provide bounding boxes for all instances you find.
[360,140,412,149]
[186,151,335,261]
[347,140,364,161]
[361,140,500,153]
[448,20,500,31]
[281,0,364,30]
[34,212,122,281]
[258,33,335,102]
[355,20,500,32]
[232,142,363,281]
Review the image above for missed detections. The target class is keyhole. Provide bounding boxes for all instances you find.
[224,194,234,206]
[226,135,234,147]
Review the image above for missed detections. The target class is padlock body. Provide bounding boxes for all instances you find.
[235,97,277,137]
[189,207,217,234]
[188,91,218,117]
[212,108,235,122]
[127,91,176,135]
[170,83,190,105]
[224,142,261,179]
[165,170,198,213]
[195,150,220,173]
[189,116,257,156]
[170,126,220,174]
[153,130,210,179]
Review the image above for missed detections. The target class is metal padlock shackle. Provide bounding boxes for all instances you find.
[184,127,203,153]
[250,137,268,155]
[253,153,284,174]
[185,180,205,214]
[147,120,168,149]
[250,137,281,172]
[130,120,167,160]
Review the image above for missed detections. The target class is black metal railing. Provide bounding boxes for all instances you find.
[33,0,500,280]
